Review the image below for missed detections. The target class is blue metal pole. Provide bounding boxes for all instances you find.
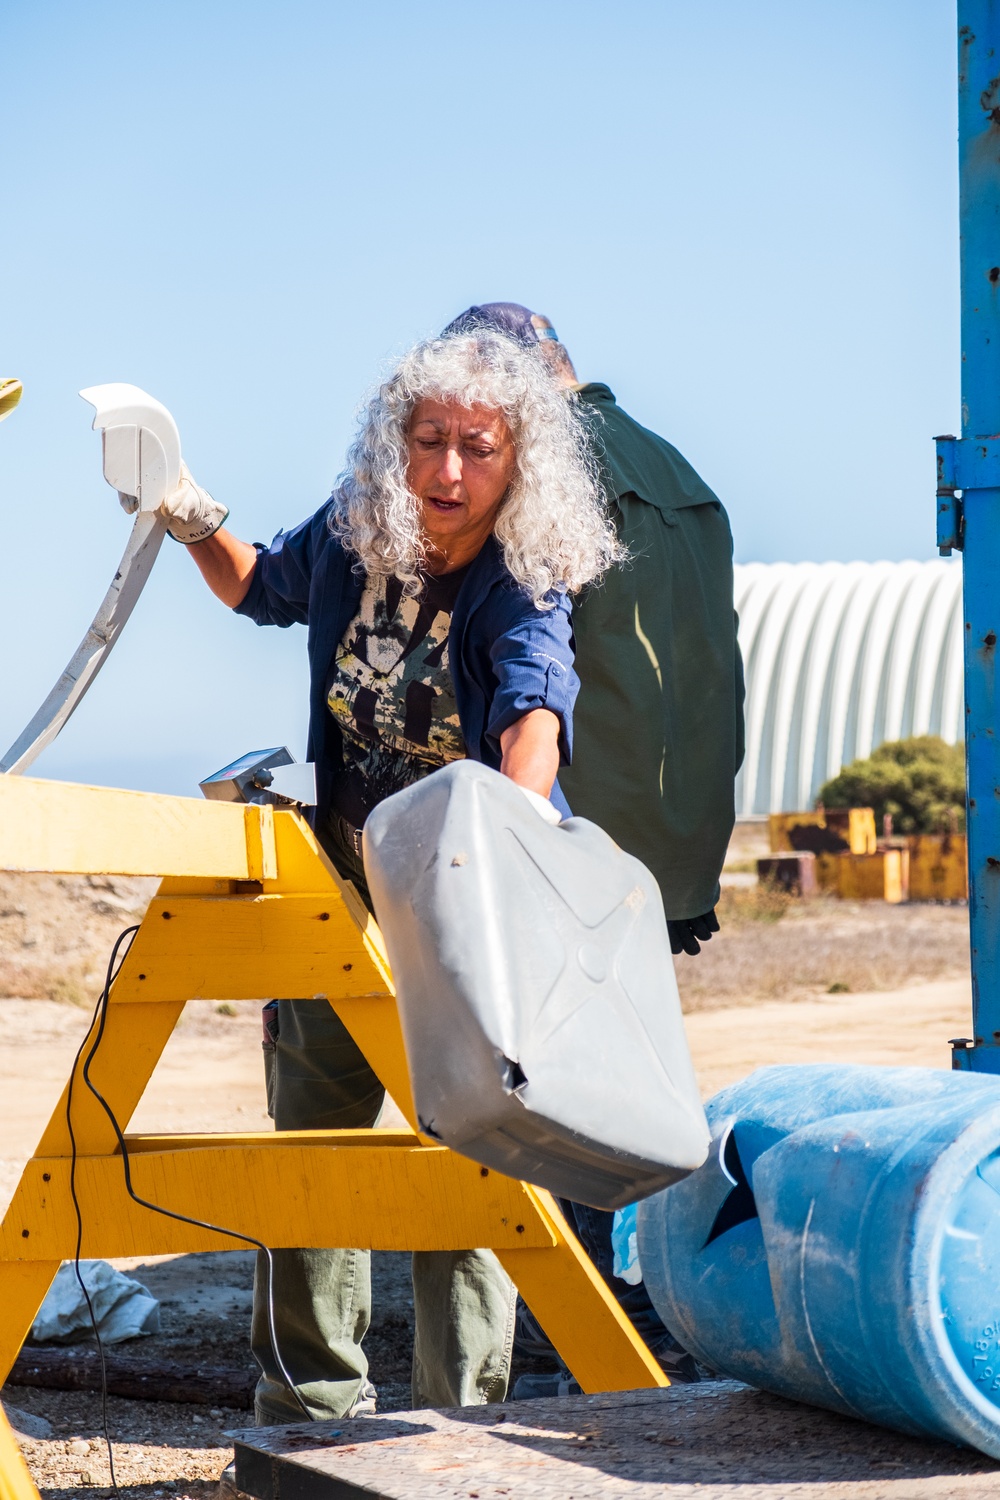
[939,0,1000,1071]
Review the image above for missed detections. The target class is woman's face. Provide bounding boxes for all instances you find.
[406,397,516,569]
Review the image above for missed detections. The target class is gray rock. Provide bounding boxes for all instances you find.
[2,1402,54,1439]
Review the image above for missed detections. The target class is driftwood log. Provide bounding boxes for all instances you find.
[5,1346,256,1408]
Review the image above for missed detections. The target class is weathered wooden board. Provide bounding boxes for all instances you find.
[7,1345,256,1408]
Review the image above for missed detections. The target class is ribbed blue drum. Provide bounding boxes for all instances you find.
[637,1064,1000,1457]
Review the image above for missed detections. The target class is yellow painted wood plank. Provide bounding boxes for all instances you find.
[95,888,415,1121]
[266,816,395,983]
[0,1401,42,1500]
[121,1129,420,1152]
[266,812,342,890]
[34,1001,185,1157]
[244,804,277,881]
[112,896,392,1004]
[3,1147,556,1260]
[99,865,413,1120]
[0,1260,60,1390]
[499,1187,668,1395]
[0,777,252,877]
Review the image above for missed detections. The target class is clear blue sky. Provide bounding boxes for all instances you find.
[0,0,959,794]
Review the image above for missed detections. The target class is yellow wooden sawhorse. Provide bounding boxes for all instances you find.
[0,1405,40,1500]
[0,775,665,1440]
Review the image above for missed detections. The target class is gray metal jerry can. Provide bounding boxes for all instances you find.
[363,760,709,1209]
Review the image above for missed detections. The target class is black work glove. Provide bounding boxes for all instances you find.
[667,907,720,957]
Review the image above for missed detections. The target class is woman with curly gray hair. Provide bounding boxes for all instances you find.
[160,328,621,1423]
[178,328,619,830]
[333,329,617,602]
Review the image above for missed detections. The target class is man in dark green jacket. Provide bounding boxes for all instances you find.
[443,303,745,1394]
[443,303,745,953]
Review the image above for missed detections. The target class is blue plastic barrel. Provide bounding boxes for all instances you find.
[637,1064,1000,1457]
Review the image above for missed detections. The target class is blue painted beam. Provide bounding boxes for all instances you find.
[948,1,1000,1070]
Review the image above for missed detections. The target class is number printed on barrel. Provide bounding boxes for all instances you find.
[973,1322,1000,1384]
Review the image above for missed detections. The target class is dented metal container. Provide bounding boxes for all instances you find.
[363,760,709,1209]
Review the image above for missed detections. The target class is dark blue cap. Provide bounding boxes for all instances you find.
[442,302,558,346]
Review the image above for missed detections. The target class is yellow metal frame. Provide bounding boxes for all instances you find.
[0,776,665,1434]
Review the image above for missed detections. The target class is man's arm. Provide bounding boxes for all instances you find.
[187,529,259,608]
[499,708,561,797]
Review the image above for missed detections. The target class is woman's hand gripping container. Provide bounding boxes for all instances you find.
[637,1063,1000,1458]
[362,759,709,1210]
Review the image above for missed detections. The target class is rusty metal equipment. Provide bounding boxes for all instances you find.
[756,852,818,897]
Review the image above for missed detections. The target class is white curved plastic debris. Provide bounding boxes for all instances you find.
[31,1260,160,1344]
[0,385,179,775]
[79,382,181,511]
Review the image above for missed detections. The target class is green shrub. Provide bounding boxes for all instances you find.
[816,736,965,835]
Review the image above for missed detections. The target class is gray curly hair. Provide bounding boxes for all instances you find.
[329,330,622,604]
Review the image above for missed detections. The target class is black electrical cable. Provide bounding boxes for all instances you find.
[65,925,139,1494]
[64,924,314,1488]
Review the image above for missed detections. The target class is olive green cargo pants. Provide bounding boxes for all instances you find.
[250,828,516,1423]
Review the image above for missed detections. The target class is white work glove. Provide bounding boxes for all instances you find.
[516,784,562,825]
[118,461,229,544]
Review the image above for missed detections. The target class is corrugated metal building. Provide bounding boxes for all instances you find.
[734,560,964,816]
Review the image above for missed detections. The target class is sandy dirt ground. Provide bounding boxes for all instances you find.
[686,974,969,1097]
[0,868,992,1499]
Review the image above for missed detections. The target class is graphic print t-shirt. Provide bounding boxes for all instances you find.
[326,566,470,826]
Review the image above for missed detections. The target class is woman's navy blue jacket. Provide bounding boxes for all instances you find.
[234,501,579,818]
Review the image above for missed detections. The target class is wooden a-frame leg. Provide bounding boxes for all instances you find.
[0,995,184,1382]
[498,1188,668,1395]
[33,999,187,1159]
[0,1396,42,1500]
[0,1260,62,1383]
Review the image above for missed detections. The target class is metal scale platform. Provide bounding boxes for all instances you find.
[231,1384,1000,1500]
